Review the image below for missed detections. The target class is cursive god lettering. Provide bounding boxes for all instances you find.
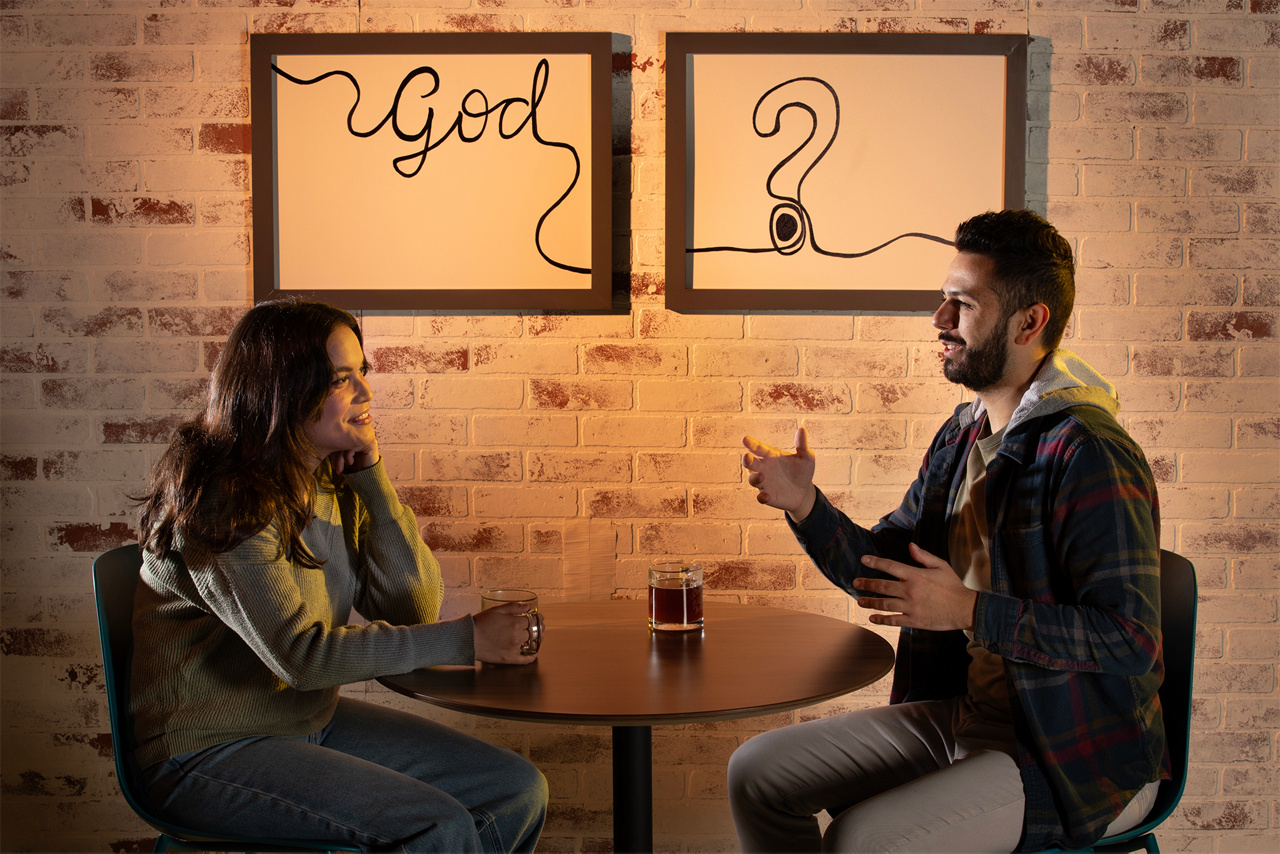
[272,57,587,274]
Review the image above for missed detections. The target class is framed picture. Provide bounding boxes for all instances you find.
[665,33,1028,312]
[251,32,612,310]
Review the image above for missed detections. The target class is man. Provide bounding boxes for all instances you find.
[731,210,1166,853]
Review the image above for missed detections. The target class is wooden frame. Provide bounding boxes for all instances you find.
[665,33,1028,312]
[251,32,612,310]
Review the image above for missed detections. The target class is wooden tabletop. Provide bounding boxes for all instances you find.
[379,600,895,726]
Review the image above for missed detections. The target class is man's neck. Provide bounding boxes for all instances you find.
[975,351,1053,432]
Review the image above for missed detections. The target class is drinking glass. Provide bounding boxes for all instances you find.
[481,589,541,655]
[648,563,703,632]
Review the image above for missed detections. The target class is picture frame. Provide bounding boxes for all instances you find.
[250,32,613,310]
[665,32,1028,312]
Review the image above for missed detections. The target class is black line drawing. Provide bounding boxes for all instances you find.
[688,76,952,259]
[271,57,588,275]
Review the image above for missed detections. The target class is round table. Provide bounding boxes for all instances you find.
[380,599,895,851]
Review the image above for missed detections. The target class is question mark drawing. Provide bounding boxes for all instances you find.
[688,75,951,260]
[753,77,839,255]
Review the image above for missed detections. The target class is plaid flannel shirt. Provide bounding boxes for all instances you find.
[790,396,1167,851]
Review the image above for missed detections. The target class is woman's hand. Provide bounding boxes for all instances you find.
[329,435,380,475]
[473,603,543,665]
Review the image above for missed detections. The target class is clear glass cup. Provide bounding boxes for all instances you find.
[481,588,541,655]
[648,562,703,632]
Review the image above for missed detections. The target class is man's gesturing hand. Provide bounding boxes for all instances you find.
[853,543,978,632]
[741,427,818,523]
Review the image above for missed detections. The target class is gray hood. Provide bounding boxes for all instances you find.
[960,349,1120,434]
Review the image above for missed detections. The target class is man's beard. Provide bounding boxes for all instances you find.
[940,319,1010,392]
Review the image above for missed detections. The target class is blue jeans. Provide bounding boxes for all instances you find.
[136,698,547,853]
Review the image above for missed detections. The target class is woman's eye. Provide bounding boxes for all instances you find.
[331,375,349,387]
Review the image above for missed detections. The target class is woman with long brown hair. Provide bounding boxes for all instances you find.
[131,298,546,852]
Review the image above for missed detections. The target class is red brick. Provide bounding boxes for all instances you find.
[1187,311,1276,341]
[99,413,185,444]
[1138,127,1242,161]
[0,627,97,658]
[691,416,797,448]
[1132,345,1235,376]
[530,379,632,410]
[474,556,562,590]
[89,51,192,83]
[472,342,576,374]
[691,488,783,521]
[1052,53,1135,86]
[1141,55,1242,87]
[368,344,468,373]
[1242,274,1277,307]
[419,522,522,553]
[638,522,741,556]
[637,452,739,483]
[1193,166,1278,199]
[1137,201,1239,235]
[33,14,136,47]
[0,455,38,480]
[749,382,851,414]
[48,521,135,553]
[148,306,243,337]
[44,307,144,340]
[1181,521,1279,554]
[43,449,145,481]
[90,196,194,226]
[420,450,520,482]
[693,344,798,378]
[0,342,88,373]
[41,377,143,409]
[1244,203,1279,235]
[3,271,89,302]
[584,343,686,375]
[371,412,466,446]
[198,122,250,155]
[1083,91,1188,123]
[1134,272,1236,306]
[702,559,796,591]
[586,488,686,518]
[528,452,630,484]
[639,310,741,339]
[395,485,467,518]
[97,270,197,301]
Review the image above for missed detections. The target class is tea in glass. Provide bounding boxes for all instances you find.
[648,563,703,631]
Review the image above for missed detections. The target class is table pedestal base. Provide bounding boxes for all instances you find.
[612,725,652,853]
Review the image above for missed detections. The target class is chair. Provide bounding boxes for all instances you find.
[1036,549,1198,854]
[93,544,360,853]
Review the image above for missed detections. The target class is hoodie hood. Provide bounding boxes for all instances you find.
[960,349,1120,434]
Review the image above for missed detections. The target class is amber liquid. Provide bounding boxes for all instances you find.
[649,578,703,629]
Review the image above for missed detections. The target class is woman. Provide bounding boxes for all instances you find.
[131,298,547,852]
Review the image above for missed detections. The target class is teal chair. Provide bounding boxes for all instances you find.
[1036,549,1198,854]
[93,544,361,853]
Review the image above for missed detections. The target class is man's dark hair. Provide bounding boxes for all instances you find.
[953,209,1075,349]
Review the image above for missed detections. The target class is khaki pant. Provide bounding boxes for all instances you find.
[728,696,1158,853]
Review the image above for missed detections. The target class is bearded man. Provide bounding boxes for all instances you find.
[732,210,1166,853]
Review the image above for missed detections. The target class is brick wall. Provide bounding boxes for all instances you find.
[1,1,1276,851]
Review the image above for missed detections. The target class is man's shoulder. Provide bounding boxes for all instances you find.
[1030,403,1149,467]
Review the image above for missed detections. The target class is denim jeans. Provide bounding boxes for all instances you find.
[136,697,547,853]
[728,696,1158,853]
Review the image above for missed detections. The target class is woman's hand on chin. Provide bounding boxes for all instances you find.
[330,438,380,475]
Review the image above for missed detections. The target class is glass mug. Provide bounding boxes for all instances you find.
[480,588,542,655]
[648,562,703,632]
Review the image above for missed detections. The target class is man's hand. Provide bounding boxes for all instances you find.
[742,428,818,523]
[853,543,978,631]
[473,602,542,666]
